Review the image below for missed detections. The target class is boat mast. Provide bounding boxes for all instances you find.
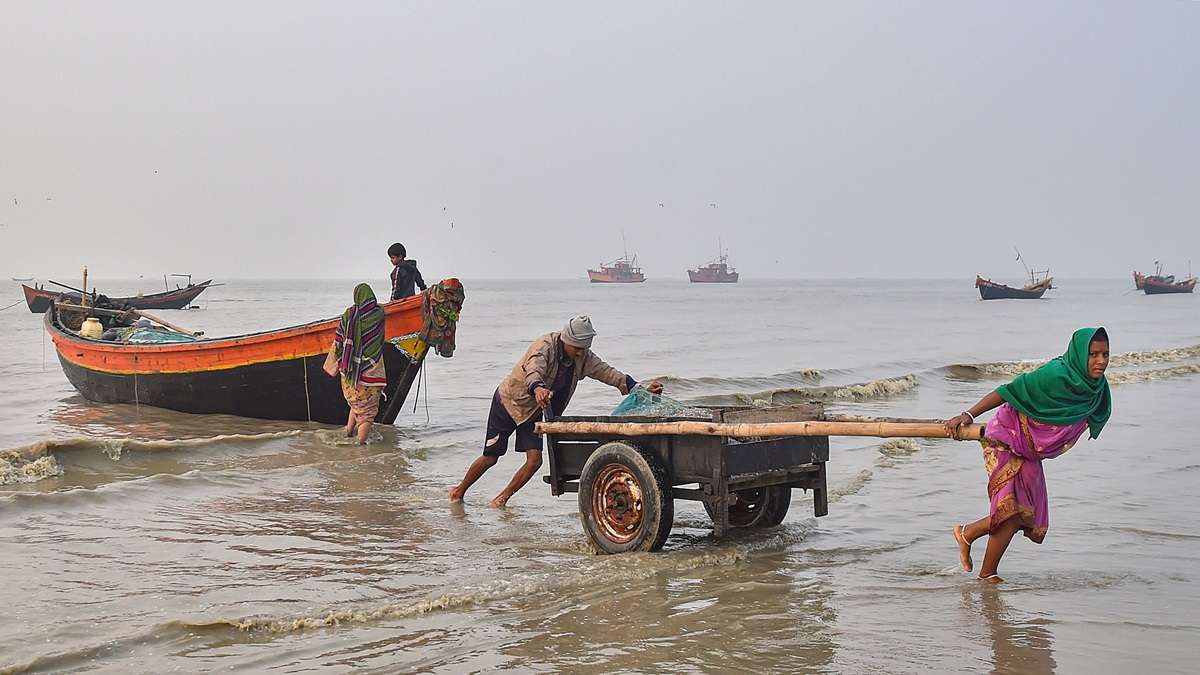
[1014,247,1034,285]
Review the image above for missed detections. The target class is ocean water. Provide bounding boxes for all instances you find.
[1,277,1197,673]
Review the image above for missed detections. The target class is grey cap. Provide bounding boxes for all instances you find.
[560,315,597,348]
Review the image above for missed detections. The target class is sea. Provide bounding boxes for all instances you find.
[1,277,1197,673]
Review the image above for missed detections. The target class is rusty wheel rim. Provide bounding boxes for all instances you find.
[591,464,645,544]
[728,488,766,528]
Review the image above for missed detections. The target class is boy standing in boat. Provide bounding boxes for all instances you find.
[388,243,427,300]
[450,316,663,508]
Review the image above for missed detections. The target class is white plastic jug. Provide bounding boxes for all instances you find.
[80,317,104,339]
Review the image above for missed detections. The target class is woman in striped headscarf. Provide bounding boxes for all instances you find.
[329,283,387,444]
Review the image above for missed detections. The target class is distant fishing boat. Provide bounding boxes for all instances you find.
[588,233,646,283]
[1135,261,1194,295]
[1140,261,1195,295]
[976,248,1053,300]
[11,277,33,283]
[22,280,216,314]
[688,240,739,283]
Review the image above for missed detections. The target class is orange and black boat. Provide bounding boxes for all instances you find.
[45,279,464,425]
[23,280,215,314]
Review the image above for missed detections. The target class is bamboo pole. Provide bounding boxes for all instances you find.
[130,309,200,336]
[535,419,984,441]
[54,303,200,336]
[81,267,88,308]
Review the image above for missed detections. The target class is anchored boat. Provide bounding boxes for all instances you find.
[976,248,1053,300]
[688,241,738,283]
[45,279,464,424]
[1136,262,1195,295]
[23,279,215,314]
[588,232,646,283]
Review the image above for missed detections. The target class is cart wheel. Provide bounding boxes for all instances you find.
[578,441,673,554]
[704,486,792,529]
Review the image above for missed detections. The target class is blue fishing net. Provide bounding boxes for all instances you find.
[610,386,712,419]
[124,328,199,344]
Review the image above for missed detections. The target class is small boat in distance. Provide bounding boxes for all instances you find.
[588,233,646,283]
[22,279,216,313]
[688,241,739,283]
[976,249,1053,300]
[11,277,33,283]
[1140,261,1195,295]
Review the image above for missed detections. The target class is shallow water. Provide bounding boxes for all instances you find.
[1,278,1197,673]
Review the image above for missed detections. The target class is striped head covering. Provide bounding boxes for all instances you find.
[334,283,386,386]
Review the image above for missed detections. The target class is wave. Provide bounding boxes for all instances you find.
[952,343,1200,378]
[1106,364,1200,384]
[689,374,917,407]
[658,369,824,395]
[0,451,63,485]
[0,431,305,486]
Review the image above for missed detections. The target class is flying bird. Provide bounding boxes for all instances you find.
[657,202,664,207]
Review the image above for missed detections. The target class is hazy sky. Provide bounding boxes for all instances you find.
[2,1,1197,281]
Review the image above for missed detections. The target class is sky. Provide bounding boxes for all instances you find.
[1,1,1197,281]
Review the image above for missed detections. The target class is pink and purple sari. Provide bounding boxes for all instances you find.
[980,403,1087,543]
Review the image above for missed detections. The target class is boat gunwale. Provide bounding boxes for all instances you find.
[45,293,425,356]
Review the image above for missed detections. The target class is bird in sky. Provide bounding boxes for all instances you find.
[657,202,664,207]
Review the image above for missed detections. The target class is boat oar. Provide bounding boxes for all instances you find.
[129,309,202,336]
[536,419,985,441]
[47,279,88,295]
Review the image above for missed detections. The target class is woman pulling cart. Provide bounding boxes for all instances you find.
[945,327,1112,583]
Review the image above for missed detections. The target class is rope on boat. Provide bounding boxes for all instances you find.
[133,372,140,412]
[302,356,312,422]
[410,359,431,424]
[0,298,24,311]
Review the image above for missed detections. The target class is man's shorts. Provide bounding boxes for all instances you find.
[483,389,543,457]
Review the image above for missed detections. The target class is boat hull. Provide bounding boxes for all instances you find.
[688,270,738,283]
[46,290,436,425]
[588,270,645,283]
[1143,278,1196,295]
[975,276,1049,300]
[24,281,215,313]
[56,341,421,424]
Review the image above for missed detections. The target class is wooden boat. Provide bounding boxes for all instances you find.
[975,275,1053,300]
[44,279,463,424]
[688,241,738,283]
[588,257,646,283]
[23,280,215,314]
[1137,262,1193,295]
[588,233,646,283]
[1143,276,1196,295]
[977,248,1052,300]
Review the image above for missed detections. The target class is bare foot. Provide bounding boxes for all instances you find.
[489,493,510,509]
[978,574,1004,585]
[953,525,973,572]
[449,485,465,503]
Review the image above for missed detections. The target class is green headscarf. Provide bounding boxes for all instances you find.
[335,283,385,385]
[997,327,1112,438]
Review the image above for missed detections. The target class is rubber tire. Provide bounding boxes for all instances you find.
[704,486,792,529]
[578,440,674,554]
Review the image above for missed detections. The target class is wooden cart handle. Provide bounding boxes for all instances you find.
[535,419,985,441]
